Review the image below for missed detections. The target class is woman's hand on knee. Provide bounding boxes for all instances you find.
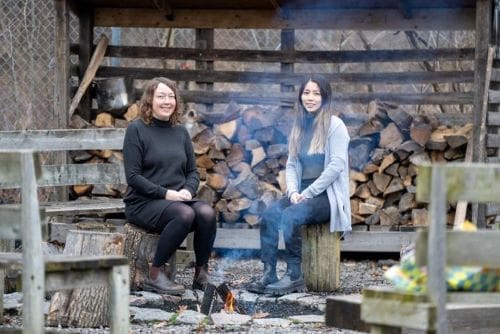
[290,192,305,204]
[166,189,191,201]
[179,189,192,201]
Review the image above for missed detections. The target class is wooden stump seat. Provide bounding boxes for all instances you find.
[123,223,195,291]
[123,223,177,291]
[301,224,341,292]
[47,230,126,328]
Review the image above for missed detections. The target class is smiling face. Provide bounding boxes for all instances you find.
[152,82,176,121]
[301,80,322,113]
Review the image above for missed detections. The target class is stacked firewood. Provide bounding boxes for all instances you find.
[73,100,472,229]
[184,102,292,228]
[348,101,472,230]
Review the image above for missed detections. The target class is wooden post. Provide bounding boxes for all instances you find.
[195,29,214,112]
[109,264,130,334]
[301,224,340,292]
[427,166,447,334]
[77,4,95,121]
[54,0,70,205]
[471,0,492,227]
[280,29,295,112]
[21,152,45,334]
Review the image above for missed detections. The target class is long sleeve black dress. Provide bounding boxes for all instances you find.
[123,117,199,230]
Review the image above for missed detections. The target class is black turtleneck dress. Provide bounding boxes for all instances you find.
[123,117,199,228]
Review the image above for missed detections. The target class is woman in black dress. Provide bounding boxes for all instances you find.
[123,77,216,294]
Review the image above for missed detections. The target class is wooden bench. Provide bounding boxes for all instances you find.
[361,163,500,333]
[0,128,126,221]
[0,150,129,333]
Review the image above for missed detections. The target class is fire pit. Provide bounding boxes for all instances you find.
[201,283,243,316]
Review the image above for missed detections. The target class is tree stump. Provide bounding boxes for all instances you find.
[47,230,125,328]
[123,223,178,291]
[301,224,340,292]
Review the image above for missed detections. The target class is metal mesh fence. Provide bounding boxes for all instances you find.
[1,1,476,133]
[0,0,57,131]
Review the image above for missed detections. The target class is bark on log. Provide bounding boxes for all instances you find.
[301,224,340,292]
[47,231,125,328]
[123,223,177,291]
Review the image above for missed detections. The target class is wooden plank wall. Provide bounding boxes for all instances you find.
[69,38,476,109]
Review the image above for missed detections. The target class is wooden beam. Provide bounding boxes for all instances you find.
[176,90,473,105]
[0,128,125,151]
[94,8,476,30]
[73,45,475,63]
[214,229,415,253]
[95,66,474,85]
[416,164,500,203]
[0,163,126,189]
[415,230,500,267]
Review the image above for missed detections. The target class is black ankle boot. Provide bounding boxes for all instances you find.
[264,262,306,296]
[247,262,278,294]
[192,263,210,290]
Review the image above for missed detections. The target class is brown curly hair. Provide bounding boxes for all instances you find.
[139,77,182,125]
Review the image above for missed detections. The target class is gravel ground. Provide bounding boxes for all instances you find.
[2,255,397,333]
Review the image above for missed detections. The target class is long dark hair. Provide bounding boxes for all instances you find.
[288,74,333,157]
[139,77,182,124]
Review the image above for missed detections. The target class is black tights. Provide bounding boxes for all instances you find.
[152,201,216,268]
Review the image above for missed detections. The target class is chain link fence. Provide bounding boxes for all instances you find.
[1,1,476,133]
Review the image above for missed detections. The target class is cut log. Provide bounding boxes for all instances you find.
[214,134,232,150]
[380,206,400,226]
[302,224,340,292]
[226,144,245,168]
[94,112,114,127]
[73,184,92,196]
[196,155,215,169]
[379,123,404,149]
[198,100,241,125]
[197,183,218,206]
[412,208,428,226]
[242,106,280,131]
[122,224,177,291]
[47,230,125,328]
[227,198,252,212]
[349,137,377,171]
[70,114,93,129]
[359,118,384,136]
[372,173,392,193]
[444,123,472,148]
[387,108,412,135]
[243,213,260,226]
[266,144,288,159]
[410,115,433,146]
[359,202,378,215]
[383,178,404,196]
[207,173,228,190]
[214,120,238,140]
[208,148,225,160]
[250,146,266,167]
[123,103,140,122]
[350,170,368,182]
